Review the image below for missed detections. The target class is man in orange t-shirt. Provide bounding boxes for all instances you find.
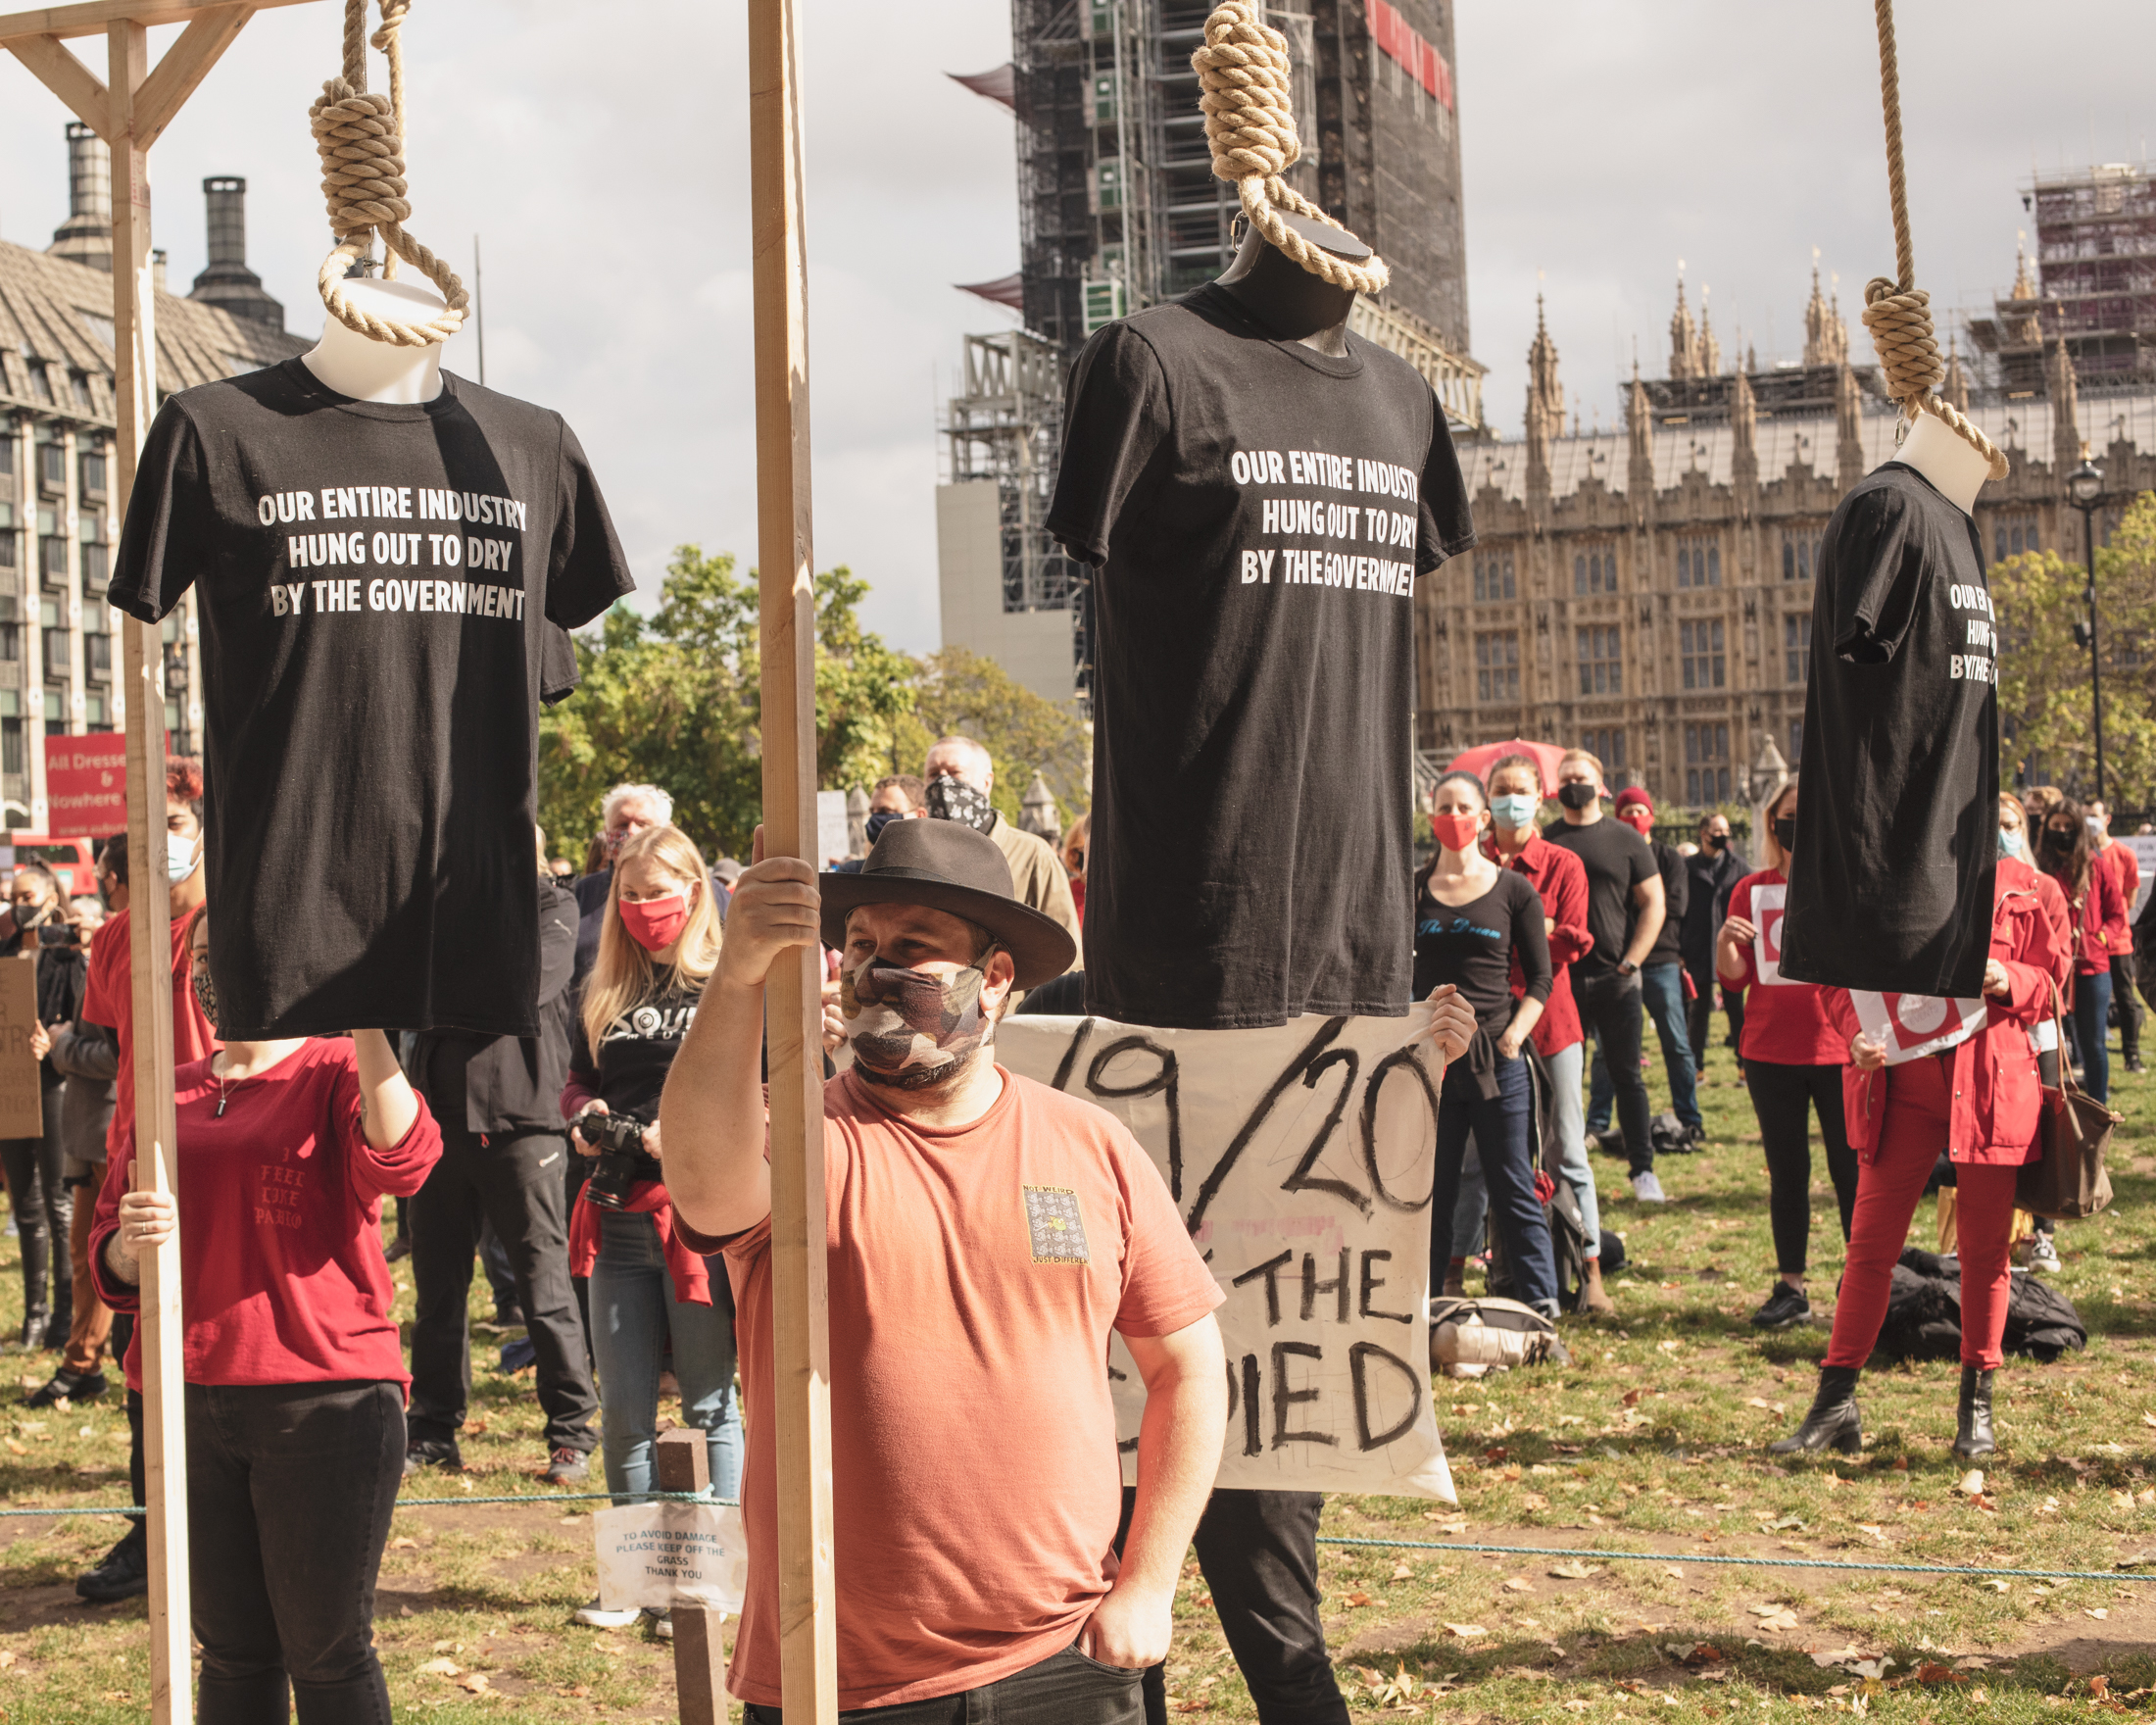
[71,760,220,1607]
[664,818,1227,1721]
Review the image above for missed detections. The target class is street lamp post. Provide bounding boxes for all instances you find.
[2069,456,2106,806]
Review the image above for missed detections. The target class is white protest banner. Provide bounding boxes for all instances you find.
[1848,992,1987,1064]
[1750,880,1789,985]
[593,1502,748,1613]
[999,1010,1454,1503]
[2127,836,2156,921]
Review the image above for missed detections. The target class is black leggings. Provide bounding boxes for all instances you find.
[1743,1060,1858,1276]
[0,1082,72,1336]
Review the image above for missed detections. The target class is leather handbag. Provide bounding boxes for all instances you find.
[2018,981,2119,1220]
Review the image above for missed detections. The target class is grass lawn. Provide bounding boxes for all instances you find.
[1,1021,2153,1721]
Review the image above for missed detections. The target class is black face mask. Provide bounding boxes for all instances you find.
[1775,816,1796,855]
[2042,826,2076,854]
[1557,782,1599,812]
[863,810,905,847]
[1701,833,1725,853]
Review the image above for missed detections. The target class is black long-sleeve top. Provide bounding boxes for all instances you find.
[1412,866,1552,1035]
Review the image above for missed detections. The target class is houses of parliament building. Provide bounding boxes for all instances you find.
[1419,266,2156,811]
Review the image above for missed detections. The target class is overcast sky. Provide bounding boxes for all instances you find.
[1,2,2146,653]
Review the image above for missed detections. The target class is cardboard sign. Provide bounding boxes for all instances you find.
[1849,991,1987,1064]
[42,733,129,833]
[0,957,41,1139]
[1000,1010,1455,1503]
[593,1501,747,1613]
[2127,836,2156,922]
[1750,880,1788,985]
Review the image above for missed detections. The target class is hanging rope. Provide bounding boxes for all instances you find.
[1859,0,2007,479]
[1191,1,1389,296]
[308,0,468,348]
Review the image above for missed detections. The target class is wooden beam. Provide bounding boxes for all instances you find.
[0,0,299,46]
[133,3,250,148]
[748,0,836,1721]
[109,17,190,1722]
[6,30,111,137]
[654,1431,726,1725]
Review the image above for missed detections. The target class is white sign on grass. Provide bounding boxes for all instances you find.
[593,1501,748,1613]
[1000,1009,1455,1503]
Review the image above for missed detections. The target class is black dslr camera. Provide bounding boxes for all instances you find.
[571,1109,653,1211]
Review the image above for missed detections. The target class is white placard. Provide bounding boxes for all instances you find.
[593,1502,747,1613]
[1000,1010,1455,1503]
[2126,836,2156,922]
[815,789,850,865]
[1848,991,1987,1064]
[1751,880,1789,985]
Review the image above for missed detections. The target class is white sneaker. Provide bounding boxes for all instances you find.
[572,1599,642,1629]
[646,1607,673,1640]
[2027,1233,2061,1272]
[1632,1170,1667,1204]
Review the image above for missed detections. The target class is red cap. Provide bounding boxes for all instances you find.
[1613,787,1654,817]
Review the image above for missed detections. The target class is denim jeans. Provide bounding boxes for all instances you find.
[1589,962,1701,1134]
[745,1643,1141,1723]
[1572,971,1653,1173]
[1429,1050,1553,1309]
[2071,966,2114,1104]
[588,1208,743,1503]
[0,1077,71,1337]
[1451,1042,1598,1268]
[186,1379,404,1725]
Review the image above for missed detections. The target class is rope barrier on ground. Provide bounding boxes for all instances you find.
[1859,0,2007,479]
[0,1491,741,1520]
[309,0,468,346]
[1190,1,1389,296]
[1317,1536,2154,1584]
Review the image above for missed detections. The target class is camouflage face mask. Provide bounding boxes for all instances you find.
[840,958,993,1091]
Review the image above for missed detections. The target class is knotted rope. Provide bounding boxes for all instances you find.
[1191,1,1389,296]
[1859,0,2007,479]
[308,0,467,347]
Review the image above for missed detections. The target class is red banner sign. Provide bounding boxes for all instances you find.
[43,733,129,832]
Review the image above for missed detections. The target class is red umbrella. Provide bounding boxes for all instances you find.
[1445,737,1567,795]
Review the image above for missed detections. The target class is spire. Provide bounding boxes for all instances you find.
[1668,267,1698,380]
[2009,234,2042,345]
[2050,338,2082,473]
[1731,365,1758,488]
[1527,293,1564,429]
[1835,360,1866,492]
[1628,363,1654,496]
[1696,285,1723,377]
[1942,333,1971,413]
[1802,263,1848,368]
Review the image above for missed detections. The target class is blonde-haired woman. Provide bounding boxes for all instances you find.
[564,823,737,1632]
[1715,776,1855,1334]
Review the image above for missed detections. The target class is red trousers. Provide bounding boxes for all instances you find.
[1823,1054,2022,1372]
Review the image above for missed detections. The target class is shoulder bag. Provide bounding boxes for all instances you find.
[2017,980,2118,1220]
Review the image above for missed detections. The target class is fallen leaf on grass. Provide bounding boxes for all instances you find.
[1855,1523,1890,1545]
[1548,1559,1602,1579]
[417,1658,462,1678]
[1982,1580,2010,1594]
[1445,1623,1490,1639]
[389,1537,417,1551]
[3,1441,23,1454]
[1622,1389,1642,1407]
[2086,1608,2111,1620]
[0,1651,15,1669]
[1768,1515,1807,1531]
[556,1687,591,1700]
[452,1673,492,1696]
[1521,1493,1550,1511]
[1344,1592,1373,1607]
[1750,1607,1801,1632]
[1958,1469,1985,1497]
[1503,1578,1535,1593]
[1390,1562,1413,1580]
[2089,1676,2111,1698]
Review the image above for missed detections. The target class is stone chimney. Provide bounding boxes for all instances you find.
[187,176,285,329]
[48,122,113,272]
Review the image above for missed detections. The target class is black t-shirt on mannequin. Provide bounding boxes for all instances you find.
[1049,284,1475,1030]
[109,360,635,1039]
[1780,462,1997,997]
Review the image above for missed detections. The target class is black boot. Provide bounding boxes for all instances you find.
[1769,1365,1863,1455]
[1953,1365,1995,1459]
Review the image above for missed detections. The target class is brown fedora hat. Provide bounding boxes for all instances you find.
[818,818,1076,989]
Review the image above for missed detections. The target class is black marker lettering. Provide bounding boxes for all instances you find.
[1270,1342,1335,1450]
[1300,1250,1350,1324]
[1348,1341,1424,1451]
[1231,1249,1295,1326]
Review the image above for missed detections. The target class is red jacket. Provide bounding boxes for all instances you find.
[1496,833,1592,1056]
[2047,853,2128,975]
[2097,842,2138,955]
[1830,872,2069,1166]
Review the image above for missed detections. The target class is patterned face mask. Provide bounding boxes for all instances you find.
[191,962,220,1032]
[924,776,996,833]
[840,959,993,1091]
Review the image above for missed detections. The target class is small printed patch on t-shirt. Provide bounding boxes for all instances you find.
[1023,1186,1090,1264]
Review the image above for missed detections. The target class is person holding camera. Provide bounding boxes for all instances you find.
[87,910,441,1720]
[562,823,738,1634]
[0,862,88,1352]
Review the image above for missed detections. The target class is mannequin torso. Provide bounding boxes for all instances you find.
[302,278,448,404]
[1213,212,1369,356]
[1890,412,1989,516]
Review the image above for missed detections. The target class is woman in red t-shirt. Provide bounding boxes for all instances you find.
[90,910,441,1722]
[1715,777,1854,1333]
[2035,794,2127,1104]
[1771,867,2067,1461]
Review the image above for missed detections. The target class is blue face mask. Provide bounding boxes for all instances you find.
[1998,826,2026,861]
[167,830,200,884]
[1490,793,1541,831]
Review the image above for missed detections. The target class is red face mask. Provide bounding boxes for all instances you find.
[618,890,691,954]
[1618,808,1653,836]
[1431,813,1483,854]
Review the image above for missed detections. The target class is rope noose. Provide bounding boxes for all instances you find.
[1191,1,1389,297]
[309,0,468,348]
[1859,0,2007,480]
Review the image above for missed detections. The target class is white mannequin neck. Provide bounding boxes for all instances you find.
[1890,412,1989,515]
[302,278,447,404]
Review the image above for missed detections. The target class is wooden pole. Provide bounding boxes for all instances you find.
[654,1431,726,1725]
[747,0,836,1719]
[108,19,190,1721]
